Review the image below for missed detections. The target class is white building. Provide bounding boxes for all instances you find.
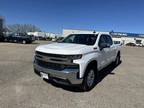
[113,36,144,45]
[63,29,144,46]
[112,32,144,45]
[27,32,60,38]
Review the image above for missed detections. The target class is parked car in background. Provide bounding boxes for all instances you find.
[135,43,143,47]
[126,42,136,46]
[126,42,144,47]
[4,34,35,44]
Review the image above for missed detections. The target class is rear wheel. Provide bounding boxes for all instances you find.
[81,66,98,91]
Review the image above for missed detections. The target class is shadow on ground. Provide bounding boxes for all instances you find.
[31,42,39,44]
[42,61,122,92]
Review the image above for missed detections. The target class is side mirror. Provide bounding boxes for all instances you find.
[99,43,110,50]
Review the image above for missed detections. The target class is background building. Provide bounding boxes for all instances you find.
[63,29,144,46]
[111,32,144,45]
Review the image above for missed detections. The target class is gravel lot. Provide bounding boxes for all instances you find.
[0,41,144,108]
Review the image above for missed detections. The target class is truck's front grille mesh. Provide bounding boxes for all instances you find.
[36,51,67,58]
[35,59,66,71]
[35,51,79,71]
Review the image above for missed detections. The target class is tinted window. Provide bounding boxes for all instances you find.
[98,35,107,47]
[105,35,113,45]
[62,34,98,45]
[99,35,113,46]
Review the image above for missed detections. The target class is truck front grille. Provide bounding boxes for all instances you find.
[36,51,68,58]
[35,59,66,71]
[35,51,79,71]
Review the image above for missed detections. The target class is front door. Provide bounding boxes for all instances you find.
[98,35,109,69]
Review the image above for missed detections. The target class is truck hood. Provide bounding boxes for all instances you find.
[35,43,94,55]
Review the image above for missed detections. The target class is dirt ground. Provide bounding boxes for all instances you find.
[0,41,144,108]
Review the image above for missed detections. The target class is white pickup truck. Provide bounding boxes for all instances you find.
[33,33,121,91]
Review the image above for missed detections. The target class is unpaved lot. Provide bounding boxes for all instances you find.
[0,41,144,108]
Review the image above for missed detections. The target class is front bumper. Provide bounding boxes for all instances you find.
[33,63,83,85]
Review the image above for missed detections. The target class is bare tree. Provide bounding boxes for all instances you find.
[7,24,41,33]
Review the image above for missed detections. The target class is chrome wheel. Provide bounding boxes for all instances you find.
[86,70,95,87]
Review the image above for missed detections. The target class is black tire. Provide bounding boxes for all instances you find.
[114,53,121,66]
[81,66,98,91]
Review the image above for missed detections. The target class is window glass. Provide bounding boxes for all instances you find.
[98,35,107,46]
[62,34,98,45]
[99,35,113,47]
[106,35,113,45]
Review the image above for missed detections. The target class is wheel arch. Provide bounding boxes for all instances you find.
[81,60,99,91]
[83,60,98,77]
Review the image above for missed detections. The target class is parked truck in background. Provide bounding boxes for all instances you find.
[4,33,35,44]
[33,33,121,91]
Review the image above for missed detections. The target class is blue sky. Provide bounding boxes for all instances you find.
[0,0,144,33]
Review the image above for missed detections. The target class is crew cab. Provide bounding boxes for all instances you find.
[4,34,35,44]
[33,33,121,91]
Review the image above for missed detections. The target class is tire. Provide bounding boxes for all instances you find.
[114,53,121,66]
[22,40,26,44]
[81,66,98,91]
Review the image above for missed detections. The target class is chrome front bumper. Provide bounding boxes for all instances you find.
[33,63,83,85]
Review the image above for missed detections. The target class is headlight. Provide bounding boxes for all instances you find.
[68,54,82,60]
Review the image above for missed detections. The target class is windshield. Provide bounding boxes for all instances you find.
[61,34,98,45]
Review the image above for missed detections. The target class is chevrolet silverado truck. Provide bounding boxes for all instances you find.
[33,33,121,91]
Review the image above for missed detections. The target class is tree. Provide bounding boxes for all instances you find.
[7,24,41,33]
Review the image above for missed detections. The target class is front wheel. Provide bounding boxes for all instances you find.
[81,67,98,91]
